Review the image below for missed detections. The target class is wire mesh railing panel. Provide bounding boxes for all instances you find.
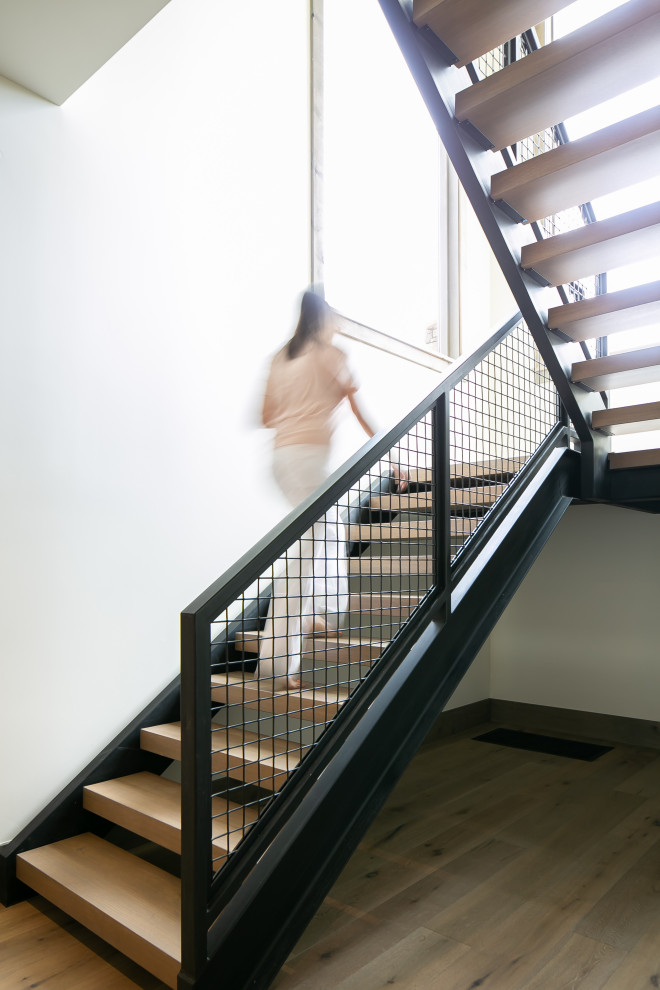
[448,320,560,564]
[180,312,572,973]
[194,322,562,882]
[475,43,507,80]
[206,416,436,881]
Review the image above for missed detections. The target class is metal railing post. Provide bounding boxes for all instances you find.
[179,610,213,985]
[433,393,451,616]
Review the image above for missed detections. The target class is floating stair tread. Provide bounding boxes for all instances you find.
[84,773,183,854]
[454,0,660,151]
[572,345,660,390]
[491,105,660,223]
[521,201,660,286]
[593,401,660,435]
[413,0,572,67]
[140,721,183,763]
[141,721,301,788]
[211,673,349,720]
[348,555,434,576]
[301,635,386,660]
[371,491,431,512]
[83,772,255,858]
[410,460,522,484]
[350,593,422,616]
[214,724,305,771]
[371,488,504,512]
[16,833,180,988]
[234,629,385,659]
[609,447,660,468]
[348,521,433,540]
[548,281,660,340]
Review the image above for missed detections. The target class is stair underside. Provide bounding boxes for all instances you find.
[412,0,570,67]
[593,401,660,435]
[16,833,181,989]
[572,346,660,391]
[521,201,660,286]
[491,105,660,223]
[454,0,660,150]
[547,281,660,340]
[609,447,660,469]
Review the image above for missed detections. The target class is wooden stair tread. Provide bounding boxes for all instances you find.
[348,521,433,540]
[143,720,297,763]
[572,345,660,390]
[593,401,660,435]
[609,447,660,469]
[84,773,182,854]
[214,724,302,763]
[454,0,660,151]
[83,772,255,858]
[141,721,302,788]
[410,460,522,484]
[349,593,422,615]
[211,673,349,721]
[547,281,660,340]
[140,721,182,762]
[234,629,385,659]
[413,0,571,67]
[491,105,660,223]
[521,201,660,286]
[348,555,434,576]
[370,487,505,512]
[16,833,180,988]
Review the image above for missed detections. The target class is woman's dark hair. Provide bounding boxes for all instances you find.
[286,290,331,359]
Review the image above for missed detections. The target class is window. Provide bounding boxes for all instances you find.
[321,0,441,352]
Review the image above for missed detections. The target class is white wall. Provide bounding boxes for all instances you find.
[490,504,660,721]
[457,185,517,356]
[444,642,491,711]
[0,0,452,845]
[0,0,316,844]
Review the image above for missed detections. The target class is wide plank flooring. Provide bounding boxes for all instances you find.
[0,895,168,989]
[3,721,660,989]
[272,722,660,990]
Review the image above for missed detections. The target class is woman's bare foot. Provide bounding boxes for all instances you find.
[274,674,303,691]
[303,614,328,636]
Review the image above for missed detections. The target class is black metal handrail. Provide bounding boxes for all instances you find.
[178,310,563,984]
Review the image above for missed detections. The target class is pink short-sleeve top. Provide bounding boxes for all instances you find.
[262,342,357,448]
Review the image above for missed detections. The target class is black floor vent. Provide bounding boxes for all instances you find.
[474,728,612,762]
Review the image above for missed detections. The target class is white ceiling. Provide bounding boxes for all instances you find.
[0,0,171,105]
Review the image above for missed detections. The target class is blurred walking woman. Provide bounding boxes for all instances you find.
[259,290,375,689]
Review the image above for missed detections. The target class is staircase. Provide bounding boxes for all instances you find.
[13,453,523,988]
[7,3,660,989]
[407,0,660,489]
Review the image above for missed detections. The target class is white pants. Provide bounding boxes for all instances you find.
[258,445,348,679]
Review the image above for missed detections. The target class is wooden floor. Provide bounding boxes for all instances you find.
[3,721,660,989]
[0,895,168,989]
